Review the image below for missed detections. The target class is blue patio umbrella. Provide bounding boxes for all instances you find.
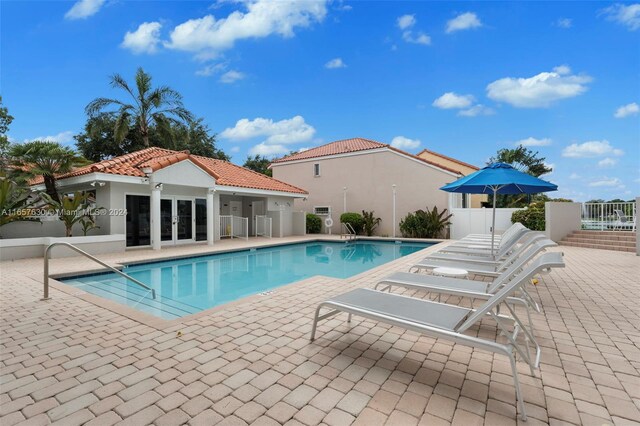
[440,162,558,256]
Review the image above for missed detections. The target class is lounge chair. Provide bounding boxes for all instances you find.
[438,227,533,256]
[310,252,565,421]
[452,222,526,246]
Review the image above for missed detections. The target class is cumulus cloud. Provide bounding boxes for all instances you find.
[220,115,315,145]
[121,22,162,54]
[65,0,105,20]
[569,173,581,179]
[555,18,573,28]
[589,177,623,187]
[165,0,327,56]
[597,158,618,168]
[219,70,245,84]
[397,14,431,45]
[602,3,640,31]
[432,92,475,109]
[614,102,639,118]
[486,66,592,108]
[195,62,227,77]
[325,58,346,69]
[390,136,421,150]
[446,12,482,33]
[562,140,624,158]
[515,137,552,147]
[24,131,75,145]
[249,143,290,157]
[458,105,494,117]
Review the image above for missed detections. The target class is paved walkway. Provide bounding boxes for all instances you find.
[1,241,639,425]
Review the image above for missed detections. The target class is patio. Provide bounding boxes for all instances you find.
[1,240,639,425]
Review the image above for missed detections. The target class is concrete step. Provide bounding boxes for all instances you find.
[571,230,636,237]
[558,241,635,252]
[565,234,636,242]
[563,237,636,246]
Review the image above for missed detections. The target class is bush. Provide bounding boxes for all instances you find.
[511,202,545,231]
[340,212,364,234]
[362,210,381,236]
[306,213,322,234]
[399,206,452,238]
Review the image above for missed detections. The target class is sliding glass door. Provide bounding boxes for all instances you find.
[126,195,150,247]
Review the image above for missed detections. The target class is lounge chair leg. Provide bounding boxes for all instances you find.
[509,352,527,421]
[347,313,352,323]
[310,305,322,341]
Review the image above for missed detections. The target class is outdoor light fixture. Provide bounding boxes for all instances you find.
[154,183,163,190]
[90,181,105,187]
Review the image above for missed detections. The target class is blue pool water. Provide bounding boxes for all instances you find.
[60,240,433,319]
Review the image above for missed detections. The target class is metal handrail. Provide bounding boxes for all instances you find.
[342,223,356,240]
[43,242,156,300]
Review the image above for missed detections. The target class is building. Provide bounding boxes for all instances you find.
[9,147,308,249]
[416,148,487,208]
[270,137,473,237]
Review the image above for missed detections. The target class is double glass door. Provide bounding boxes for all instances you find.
[160,198,207,245]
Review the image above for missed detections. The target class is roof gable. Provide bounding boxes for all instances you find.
[417,148,480,171]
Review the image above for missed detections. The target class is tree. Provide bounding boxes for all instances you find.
[0,171,40,233]
[86,68,193,148]
[0,96,14,168]
[9,141,87,203]
[170,118,230,160]
[488,145,553,208]
[41,191,94,237]
[243,155,272,176]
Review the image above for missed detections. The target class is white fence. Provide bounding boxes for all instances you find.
[255,215,272,238]
[449,208,522,240]
[581,202,636,231]
[220,215,249,240]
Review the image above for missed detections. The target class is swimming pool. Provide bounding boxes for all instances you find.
[60,240,434,319]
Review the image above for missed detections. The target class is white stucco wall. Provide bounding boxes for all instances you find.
[271,150,458,236]
[545,202,582,243]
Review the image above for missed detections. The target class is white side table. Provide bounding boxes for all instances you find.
[433,267,469,279]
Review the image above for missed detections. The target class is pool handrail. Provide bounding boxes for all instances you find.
[43,242,156,300]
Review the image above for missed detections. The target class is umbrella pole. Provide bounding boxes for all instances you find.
[491,187,497,259]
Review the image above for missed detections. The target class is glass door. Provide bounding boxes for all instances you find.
[125,195,150,247]
[195,199,207,241]
[176,199,193,241]
[160,199,173,243]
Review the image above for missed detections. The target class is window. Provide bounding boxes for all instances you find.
[313,163,320,177]
[126,195,151,247]
[314,206,331,216]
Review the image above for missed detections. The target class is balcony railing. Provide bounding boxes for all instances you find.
[581,202,636,231]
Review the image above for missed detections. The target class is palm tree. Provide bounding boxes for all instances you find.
[0,171,41,234]
[86,67,193,147]
[9,141,87,203]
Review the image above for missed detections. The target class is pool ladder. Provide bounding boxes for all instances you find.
[341,223,357,241]
[42,242,156,301]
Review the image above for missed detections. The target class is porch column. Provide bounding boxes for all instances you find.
[207,188,215,246]
[151,186,162,250]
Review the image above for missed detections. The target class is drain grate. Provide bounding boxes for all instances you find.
[259,290,276,296]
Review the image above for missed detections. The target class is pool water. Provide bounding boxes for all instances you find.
[60,240,433,319]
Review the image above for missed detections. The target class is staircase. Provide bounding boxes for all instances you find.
[559,230,636,252]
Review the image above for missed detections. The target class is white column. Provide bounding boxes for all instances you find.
[392,184,397,238]
[207,188,215,246]
[151,186,162,250]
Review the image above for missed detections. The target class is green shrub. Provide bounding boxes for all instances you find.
[340,212,364,234]
[361,210,381,236]
[399,206,452,238]
[306,213,322,234]
[511,202,545,231]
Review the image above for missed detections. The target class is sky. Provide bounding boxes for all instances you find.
[1,0,639,201]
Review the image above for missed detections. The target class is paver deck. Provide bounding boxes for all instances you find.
[1,238,639,425]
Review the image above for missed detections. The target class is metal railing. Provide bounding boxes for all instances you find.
[233,216,249,240]
[341,222,357,240]
[581,202,636,231]
[255,215,272,238]
[43,242,156,300]
[220,215,233,238]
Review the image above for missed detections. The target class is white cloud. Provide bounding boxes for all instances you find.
[64,0,105,20]
[446,12,482,33]
[515,137,552,147]
[589,177,623,187]
[220,115,315,145]
[602,3,640,31]
[458,104,494,117]
[555,18,572,28]
[597,157,618,168]
[325,58,346,69]
[486,66,592,108]
[230,146,240,153]
[397,14,416,30]
[219,70,245,84]
[195,62,227,77]
[569,173,581,179]
[121,22,162,54]
[249,143,290,157]
[432,92,475,109]
[562,140,624,158]
[390,136,421,150]
[25,131,75,145]
[614,102,639,118]
[165,0,327,56]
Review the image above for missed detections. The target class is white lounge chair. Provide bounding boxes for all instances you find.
[453,222,526,245]
[310,252,565,421]
[438,228,533,256]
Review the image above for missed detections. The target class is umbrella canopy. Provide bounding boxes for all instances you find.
[441,162,558,194]
[440,162,557,257]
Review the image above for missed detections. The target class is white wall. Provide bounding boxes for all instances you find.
[545,202,582,243]
[0,234,126,261]
[449,208,521,240]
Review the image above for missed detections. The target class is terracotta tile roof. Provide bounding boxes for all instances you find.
[417,148,480,171]
[31,147,307,195]
[270,137,463,175]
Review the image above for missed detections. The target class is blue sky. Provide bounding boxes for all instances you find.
[2,0,639,201]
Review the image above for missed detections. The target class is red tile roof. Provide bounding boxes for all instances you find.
[417,148,480,171]
[31,147,307,195]
[270,137,463,175]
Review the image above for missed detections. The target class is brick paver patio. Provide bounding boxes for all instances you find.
[1,240,639,425]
